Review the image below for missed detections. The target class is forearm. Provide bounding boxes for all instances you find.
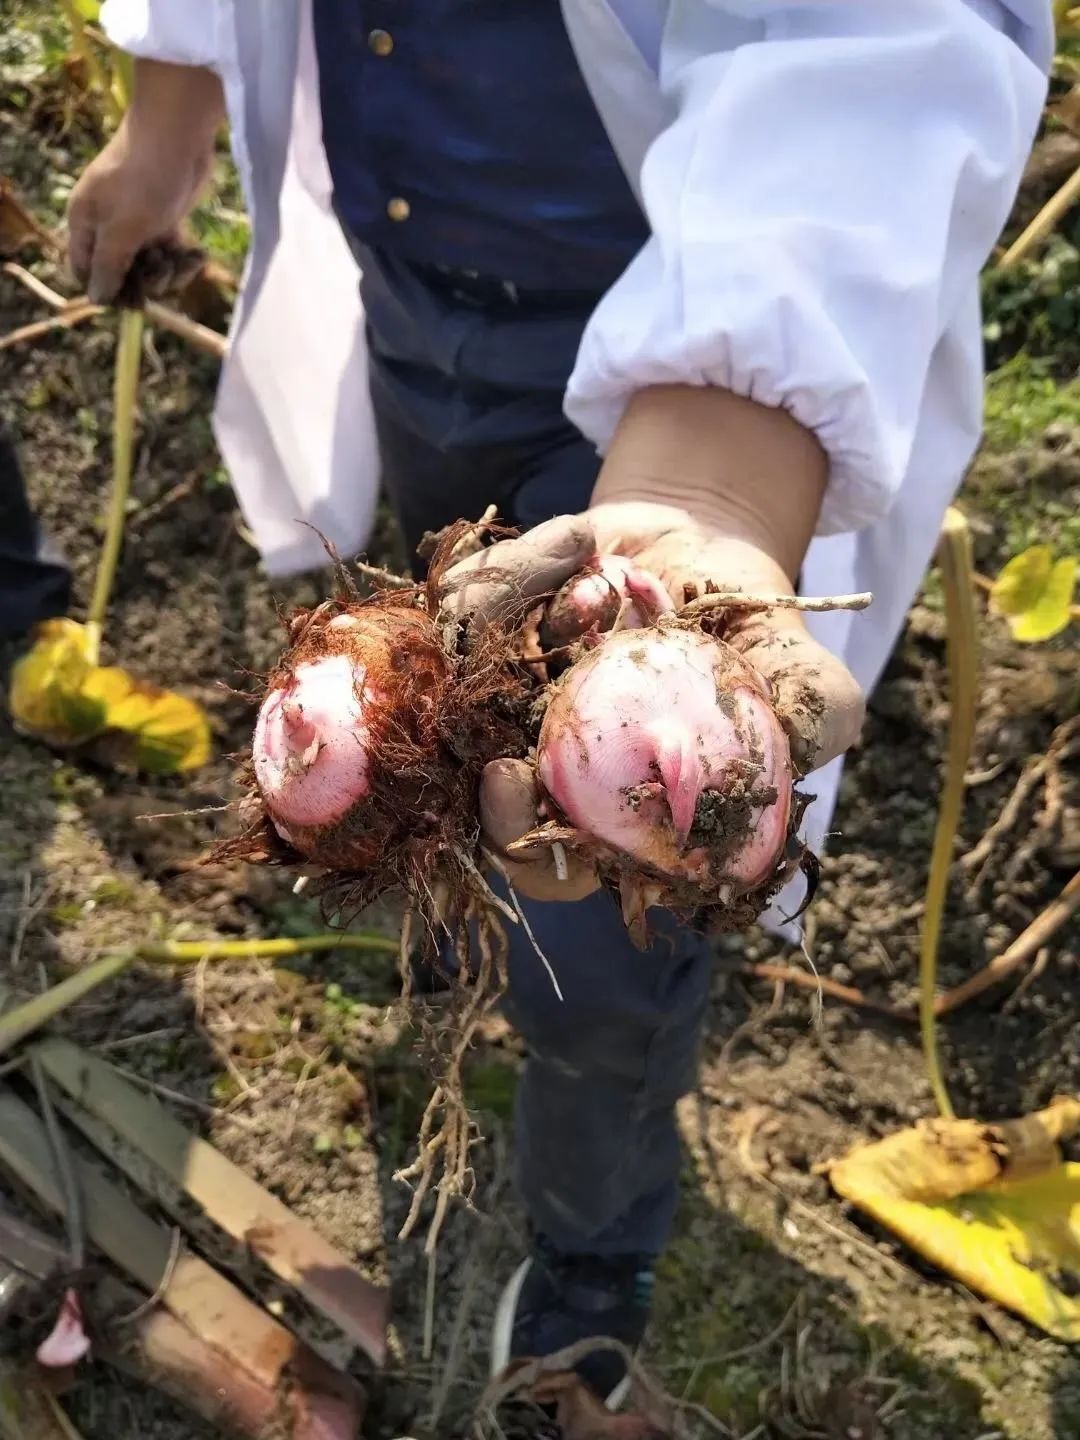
[127,58,225,151]
[590,385,827,592]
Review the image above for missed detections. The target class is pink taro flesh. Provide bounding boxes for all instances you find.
[253,650,382,839]
[537,628,791,891]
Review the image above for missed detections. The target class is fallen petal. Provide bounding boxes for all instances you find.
[36,1288,91,1368]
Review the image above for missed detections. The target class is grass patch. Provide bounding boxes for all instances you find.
[982,353,1080,454]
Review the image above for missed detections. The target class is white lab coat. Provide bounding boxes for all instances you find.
[101,0,1050,863]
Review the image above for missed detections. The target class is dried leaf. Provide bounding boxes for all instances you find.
[96,1279,365,1440]
[1049,83,1080,136]
[0,181,51,258]
[0,1086,294,1388]
[990,546,1077,643]
[529,1373,668,1440]
[8,620,211,773]
[35,1039,388,1365]
[824,1099,1080,1339]
[0,1360,84,1440]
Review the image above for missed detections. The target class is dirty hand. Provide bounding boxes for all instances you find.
[445,387,866,904]
[66,60,223,303]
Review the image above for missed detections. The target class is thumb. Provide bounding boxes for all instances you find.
[480,758,598,902]
[732,620,865,774]
[67,220,96,292]
[442,514,596,630]
[86,222,141,304]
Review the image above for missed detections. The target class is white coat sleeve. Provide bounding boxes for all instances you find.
[100,0,226,70]
[566,0,1052,537]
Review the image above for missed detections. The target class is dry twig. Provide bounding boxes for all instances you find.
[30,1052,84,1271]
[935,870,1080,1015]
[1,261,227,359]
[0,301,101,350]
[738,962,904,1019]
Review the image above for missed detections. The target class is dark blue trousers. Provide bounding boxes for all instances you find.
[0,426,70,641]
[365,265,715,1255]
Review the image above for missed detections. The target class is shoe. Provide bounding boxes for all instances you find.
[491,1237,654,1409]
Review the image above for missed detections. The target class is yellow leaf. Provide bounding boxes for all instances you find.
[129,690,213,774]
[1009,556,1077,643]
[83,670,213,773]
[825,1100,1080,1340]
[990,546,1077,644]
[8,620,104,744]
[989,545,1053,617]
[7,621,212,774]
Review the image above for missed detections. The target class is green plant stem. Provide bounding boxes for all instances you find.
[0,931,398,1058]
[85,308,144,664]
[137,934,399,963]
[0,954,132,1059]
[57,0,123,125]
[920,508,980,1120]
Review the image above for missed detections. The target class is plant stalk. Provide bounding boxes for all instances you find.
[85,307,144,664]
[0,931,399,1058]
[920,507,980,1119]
[997,163,1080,270]
[57,0,123,125]
[0,954,132,1059]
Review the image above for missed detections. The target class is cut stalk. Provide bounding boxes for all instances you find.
[920,508,980,1119]
[85,307,144,664]
[0,931,399,1058]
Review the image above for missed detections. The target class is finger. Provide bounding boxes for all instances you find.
[732,621,865,773]
[443,514,596,629]
[86,223,141,304]
[479,758,544,853]
[480,759,598,902]
[67,222,95,291]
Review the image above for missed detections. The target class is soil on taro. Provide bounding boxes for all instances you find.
[1,67,1079,1440]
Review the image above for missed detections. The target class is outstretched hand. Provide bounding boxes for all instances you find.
[443,502,865,903]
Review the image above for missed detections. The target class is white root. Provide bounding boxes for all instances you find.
[680,589,873,618]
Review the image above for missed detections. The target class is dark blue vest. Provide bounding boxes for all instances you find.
[313,0,649,294]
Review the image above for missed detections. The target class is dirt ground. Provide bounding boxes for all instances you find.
[2,34,1079,1440]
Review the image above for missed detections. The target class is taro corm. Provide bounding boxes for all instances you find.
[225,525,810,942]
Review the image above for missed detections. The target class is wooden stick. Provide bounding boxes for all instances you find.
[934,870,1080,1016]
[680,590,872,619]
[738,962,906,1019]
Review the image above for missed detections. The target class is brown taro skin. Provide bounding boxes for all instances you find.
[251,608,449,869]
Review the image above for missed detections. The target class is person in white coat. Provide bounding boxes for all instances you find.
[69,0,1050,1405]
